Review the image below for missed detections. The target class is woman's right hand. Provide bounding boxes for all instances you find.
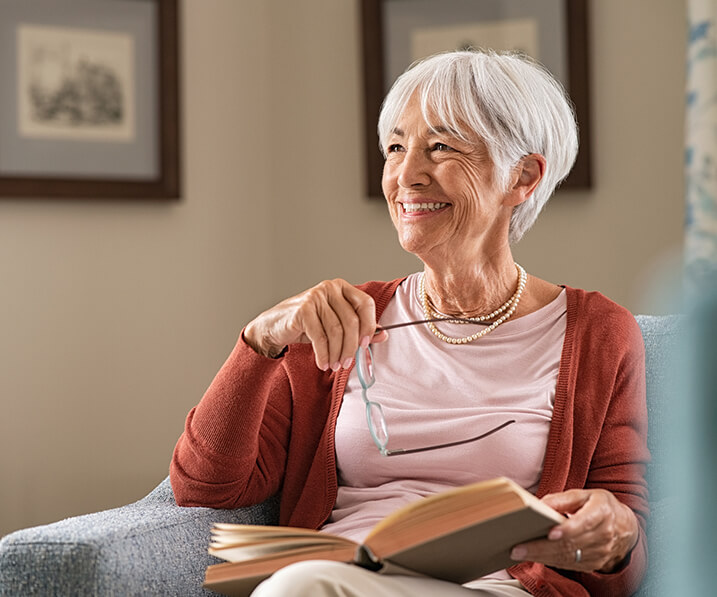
[243,279,387,371]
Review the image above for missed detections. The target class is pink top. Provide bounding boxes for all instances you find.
[322,273,567,581]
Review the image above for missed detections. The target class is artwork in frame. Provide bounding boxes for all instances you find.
[0,0,180,199]
[361,0,591,198]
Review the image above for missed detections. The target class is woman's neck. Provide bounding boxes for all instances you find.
[422,257,521,318]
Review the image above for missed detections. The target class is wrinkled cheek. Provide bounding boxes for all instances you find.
[386,202,401,231]
[381,164,397,198]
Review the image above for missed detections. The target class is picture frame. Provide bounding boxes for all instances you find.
[0,0,180,199]
[360,0,591,198]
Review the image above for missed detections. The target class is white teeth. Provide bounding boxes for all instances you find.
[402,202,448,213]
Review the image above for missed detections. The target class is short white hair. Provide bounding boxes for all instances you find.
[378,50,578,244]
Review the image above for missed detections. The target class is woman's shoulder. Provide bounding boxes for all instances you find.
[355,277,406,294]
[565,286,635,321]
[354,277,407,316]
[564,286,645,353]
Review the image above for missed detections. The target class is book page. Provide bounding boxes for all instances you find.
[209,524,356,564]
[210,537,357,563]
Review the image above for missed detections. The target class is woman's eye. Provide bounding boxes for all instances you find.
[433,142,452,151]
[387,144,404,153]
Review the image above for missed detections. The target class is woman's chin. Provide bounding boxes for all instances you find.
[396,235,436,260]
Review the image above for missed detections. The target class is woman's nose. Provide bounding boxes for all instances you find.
[397,149,431,188]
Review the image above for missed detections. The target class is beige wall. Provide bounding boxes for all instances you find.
[0,0,275,536]
[0,0,685,536]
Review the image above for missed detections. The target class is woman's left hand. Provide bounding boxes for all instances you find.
[510,488,639,573]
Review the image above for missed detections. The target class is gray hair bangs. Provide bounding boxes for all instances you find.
[378,50,579,244]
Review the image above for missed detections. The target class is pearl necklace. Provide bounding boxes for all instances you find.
[420,263,527,344]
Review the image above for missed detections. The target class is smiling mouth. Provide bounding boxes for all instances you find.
[401,202,449,213]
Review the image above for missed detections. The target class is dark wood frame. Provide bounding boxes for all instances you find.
[0,0,180,199]
[360,0,591,198]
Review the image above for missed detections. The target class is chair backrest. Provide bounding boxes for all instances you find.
[634,314,681,504]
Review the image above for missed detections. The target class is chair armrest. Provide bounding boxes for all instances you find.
[0,477,279,596]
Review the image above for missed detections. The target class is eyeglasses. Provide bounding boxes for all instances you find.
[354,317,516,457]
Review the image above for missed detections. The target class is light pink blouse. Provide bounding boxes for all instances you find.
[321,273,567,581]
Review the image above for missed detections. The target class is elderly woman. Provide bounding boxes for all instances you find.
[170,50,648,597]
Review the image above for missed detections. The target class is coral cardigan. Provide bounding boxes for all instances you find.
[170,279,649,597]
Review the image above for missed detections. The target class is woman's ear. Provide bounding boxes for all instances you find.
[503,154,546,207]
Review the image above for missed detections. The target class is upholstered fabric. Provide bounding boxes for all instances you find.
[0,479,279,596]
[0,316,679,597]
[634,315,681,597]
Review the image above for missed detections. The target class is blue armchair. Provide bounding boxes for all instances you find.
[0,315,680,596]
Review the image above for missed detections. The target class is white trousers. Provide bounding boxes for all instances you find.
[251,560,531,597]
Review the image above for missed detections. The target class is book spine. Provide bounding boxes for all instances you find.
[353,544,382,571]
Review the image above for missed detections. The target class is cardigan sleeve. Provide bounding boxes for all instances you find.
[169,330,293,509]
[575,312,650,596]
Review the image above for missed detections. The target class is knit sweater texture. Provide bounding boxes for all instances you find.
[170,279,649,597]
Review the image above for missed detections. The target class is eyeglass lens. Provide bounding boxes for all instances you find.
[366,401,389,447]
[356,346,375,387]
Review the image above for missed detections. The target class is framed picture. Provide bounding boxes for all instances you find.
[0,0,180,199]
[361,0,591,198]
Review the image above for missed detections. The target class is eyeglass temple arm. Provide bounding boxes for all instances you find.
[383,419,516,456]
[375,316,479,333]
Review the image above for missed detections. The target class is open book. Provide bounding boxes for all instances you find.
[204,477,564,596]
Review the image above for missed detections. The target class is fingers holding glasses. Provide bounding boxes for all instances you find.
[243,279,382,371]
[316,286,362,370]
[339,282,389,346]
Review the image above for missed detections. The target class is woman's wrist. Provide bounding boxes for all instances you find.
[597,504,640,573]
[243,322,284,358]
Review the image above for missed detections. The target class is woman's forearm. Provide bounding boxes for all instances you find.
[170,331,292,508]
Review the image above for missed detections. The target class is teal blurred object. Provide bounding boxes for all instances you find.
[660,289,717,597]
[689,292,717,594]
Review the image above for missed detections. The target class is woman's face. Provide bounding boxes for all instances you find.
[382,97,516,267]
